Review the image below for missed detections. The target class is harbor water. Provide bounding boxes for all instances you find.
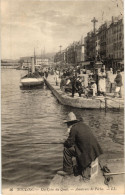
[1,69,124,188]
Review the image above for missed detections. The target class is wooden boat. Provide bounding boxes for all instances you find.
[21,72,44,87]
[20,56,44,87]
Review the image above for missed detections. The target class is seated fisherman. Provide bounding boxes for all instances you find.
[58,112,103,179]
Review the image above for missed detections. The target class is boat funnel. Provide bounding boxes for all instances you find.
[31,57,35,73]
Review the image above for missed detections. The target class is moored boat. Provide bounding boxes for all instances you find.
[21,72,44,87]
[20,56,44,88]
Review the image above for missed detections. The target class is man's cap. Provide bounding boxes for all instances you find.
[64,112,78,123]
[117,69,120,72]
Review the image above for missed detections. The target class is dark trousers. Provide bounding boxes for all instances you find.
[72,86,75,97]
[63,146,91,178]
[63,146,76,173]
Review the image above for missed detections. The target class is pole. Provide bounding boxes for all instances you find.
[6,142,64,145]
[105,97,107,112]
[59,45,62,53]
[104,172,125,176]
[32,142,64,144]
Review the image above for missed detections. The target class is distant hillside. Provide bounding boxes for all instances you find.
[45,52,56,59]
[1,59,19,63]
[20,52,56,61]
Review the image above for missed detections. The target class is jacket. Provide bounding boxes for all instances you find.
[115,74,123,87]
[64,121,103,169]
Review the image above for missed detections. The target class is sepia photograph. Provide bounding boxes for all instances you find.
[0,0,124,194]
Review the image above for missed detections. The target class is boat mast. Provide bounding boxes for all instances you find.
[34,48,36,65]
[31,48,35,73]
[41,49,42,66]
[31,57,35,73]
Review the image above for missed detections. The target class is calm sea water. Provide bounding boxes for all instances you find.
[1,69,124,188]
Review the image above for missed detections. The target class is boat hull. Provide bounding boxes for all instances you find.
[21,78,44,87]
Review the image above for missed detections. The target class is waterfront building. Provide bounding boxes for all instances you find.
[107,16,124,60]
[67,43,76,64]
[54,51,66,64]
[20,56,49,68]
[84,32,96,61]
[105,16,124,70]
[98,22,107,60]
[75,42,85,65]
[54,41,85,66]
[54,15,123,70]
[22,59,31,69]
[84,15,124,70]
[36,58,49,66]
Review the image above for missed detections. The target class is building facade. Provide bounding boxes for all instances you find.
[20,56,49,68]
[54,41,85,65]
[54,15,124,69]
[84,15,124,69]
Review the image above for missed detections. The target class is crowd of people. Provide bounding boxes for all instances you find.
[37,64,123,99]
[58,66,123,98]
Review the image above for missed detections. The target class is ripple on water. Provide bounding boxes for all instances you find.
[1,69,124,187]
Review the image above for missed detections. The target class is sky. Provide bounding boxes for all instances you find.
[0,0,123,59]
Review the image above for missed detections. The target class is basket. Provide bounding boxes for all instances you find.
[90,158,99,178]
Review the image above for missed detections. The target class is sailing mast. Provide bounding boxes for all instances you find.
[31,48,35,73]
[41,49,42,66]
[34,48,36,66]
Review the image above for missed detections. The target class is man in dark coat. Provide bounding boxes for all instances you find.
[76,77,83,97]
[58,112,103,178]
[70,75,77,97]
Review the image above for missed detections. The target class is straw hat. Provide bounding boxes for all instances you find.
[64,112,78,123]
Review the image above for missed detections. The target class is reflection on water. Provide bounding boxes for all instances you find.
[1,69,124,187]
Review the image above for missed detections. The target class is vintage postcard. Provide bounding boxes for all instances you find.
[0,0,124,194]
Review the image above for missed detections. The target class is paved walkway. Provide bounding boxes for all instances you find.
[47,75,124,108]
[50,157,124,194]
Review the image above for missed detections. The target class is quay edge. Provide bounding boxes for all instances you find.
[44,76,124,109]
[49,158,124,193]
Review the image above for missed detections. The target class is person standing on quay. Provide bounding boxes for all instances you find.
[114,70,123,98]
[54,69,59,86]
[71,74,77,97]
[44,68,48,79]
[98,67,106,96]
[58,112,103,179]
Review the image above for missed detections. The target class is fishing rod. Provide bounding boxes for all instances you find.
[4,142,64,145]
[32,142,64,144]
